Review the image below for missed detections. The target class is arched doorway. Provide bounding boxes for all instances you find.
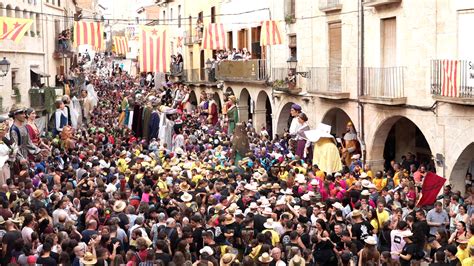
[450,143,474,192]
[321,108,354,138]
[371,116,433,171]
[225,87,235,96]
[276,102,295,136]
[213,92,221,113]
[238,88,251,122]
[255,90,273,138]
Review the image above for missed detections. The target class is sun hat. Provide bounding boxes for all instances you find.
[220,253,237,266]
[295,174,306,184]
[258,252,273,263]
[223,214,236,225]
[281,211,294,220]
[360,172,368,179]
[301,194,311,201]
[364,236,377,245]
[262,207,273,216]
[310,179,318,186]
[361,180,372,188]
[32,189,43,199]
[113,200,127,212]
[180,192,193,202]
[199,246,214,256]
[332,202,344,210]
[80,252,97,265]
[264,218,275,229]
[351,210,362,218]
[361,190,370,196]
[276,198,286,206]
[289,254,305,266]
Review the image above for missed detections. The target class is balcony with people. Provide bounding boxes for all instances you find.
[54,29,73,59]
[214,48,267,83]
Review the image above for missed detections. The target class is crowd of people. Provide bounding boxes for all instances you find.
[0,55,473,266]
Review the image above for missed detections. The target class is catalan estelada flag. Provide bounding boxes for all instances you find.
[113,36,128,56]
[73,21,104,51]
[260,20,282,46]
[139,26,169,73]
[202,23,226,50]
[0,17,33,42]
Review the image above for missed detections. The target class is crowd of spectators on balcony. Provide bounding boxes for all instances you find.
[216,48,252,62]
[170,54,184,76]
[57,29,71,53]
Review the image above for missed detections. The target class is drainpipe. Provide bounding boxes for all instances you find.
[358,0,366,164]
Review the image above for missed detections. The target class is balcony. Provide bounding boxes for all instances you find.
[364,0,402,8]
[360,67,406,105]
[430,59,474,105]
[184,31,194,46]
[319,0,342,13]
[307,67,350,99]
[53,39,73,59]
[215,59,268,83]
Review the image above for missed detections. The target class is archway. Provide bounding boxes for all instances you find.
[321,108,354,138]
[276,102,295,136]
[371,116,433,171]
[213,92,221,113]
[255,90,273,138]
[225,87,235,96]
[450,142,474,193]
[238,88,251,122]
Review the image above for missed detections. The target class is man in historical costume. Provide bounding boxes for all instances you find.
[226,96,238,135]
[341,122,361,167]
[207,94,219,126]
[295,113,311,160]
[8,105,47,162]
[0,119,12,185]
[61,95,73,127]
[232,123,250,166]
[132,93,144,138]
[288,103,303,154]
[142,97,154,140]
[80,89,94,126]
[149,99,161,140]
[118,91,130,127]
[158,106,176,149]
[305,123,342,174]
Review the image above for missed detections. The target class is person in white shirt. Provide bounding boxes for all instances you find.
[390,220,409,260]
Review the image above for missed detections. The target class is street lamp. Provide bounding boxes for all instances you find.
[0,57,11,77]
[205,58,213,70]
[286,56,310,78]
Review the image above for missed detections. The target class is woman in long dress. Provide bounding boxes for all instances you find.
[25,108,48,149]
[226,96,238,135]
[53,100,69,136]
[295,113,310,159]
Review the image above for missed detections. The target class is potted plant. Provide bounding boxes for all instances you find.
[285,14,296,24]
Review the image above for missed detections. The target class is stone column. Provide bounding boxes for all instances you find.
[238,105,249,123]
[253,108,267,133]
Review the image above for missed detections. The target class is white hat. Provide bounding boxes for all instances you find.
[200,246,214,255]
[301,194,311,201]
[366,183,376,189]
[332,202,344,210]
[249,202,258,209]
[264,218,275,229]
[293,205,301,211]
[276,198,286,206]
[259,198,271,208]
[364,236,377,245]
[262,207,273,216]
[105,183,117,194]
[180,192,193,202]
[334,172,342,177]
[280,188,293,195]
[402,230,414,238]
[351,154,361,160]
[295,174,306,184]
[361,190,370,196]
[304,123,334,142]
[310,179,318,186]
[361,180,372,188]
[360,172,368,179]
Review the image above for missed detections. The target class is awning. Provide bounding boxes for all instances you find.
[30,69,50,77]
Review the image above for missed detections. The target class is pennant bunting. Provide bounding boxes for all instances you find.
[260,20,283,46]
[139,26,169,73]
[73,21,104,51]
[113,36,129,56]
[0,16,33,43]
[202,23,226,50]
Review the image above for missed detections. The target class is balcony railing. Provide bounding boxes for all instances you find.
[184,31,194,46]
[431,60,474,104]
[307,67,348,95]
[362,67,404,98]
[364,0,402,8]
[319,0,342,12]
[215,59,268,82]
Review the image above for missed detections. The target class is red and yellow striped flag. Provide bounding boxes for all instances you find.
[113,36,128,56]
[139,26,169,73]
[0,17,33,42]
[73,21,104,51]
[202,23,226,50]
[260,20,283,46]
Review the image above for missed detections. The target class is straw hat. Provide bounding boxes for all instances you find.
[223,214,236,225]
[360,172,368,179]
[262,207,273,216]
[295,174,306,184]
[289,254,305,266]
[361,180,371,188]
[179,182,190,192]
[364,236,377,245]
[271,183,281,190]
[352,210,362,218]
[258,252,273,263]
[32,189,43,199]
[301,193,311,201]
[332,202,344,210]
[113,200,127,212]
[361,190,370,196]
[264,218,275,229]
[180,192,193,202]
[281,211,294,220]
[220,253,237,266]
[80,252,97,265]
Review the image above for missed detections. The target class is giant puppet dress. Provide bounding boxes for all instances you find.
[305,123,342,174]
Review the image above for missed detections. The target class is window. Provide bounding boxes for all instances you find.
[178,5,181,28]
[211,6,216,23]
[58,0,61,7]
[170,8,173,23]
[284,0,296,21]
[238,29,248,49]
[227,31,233,50]
[328,22,342,90]
[381,17,396,67]
[163,10,166,23]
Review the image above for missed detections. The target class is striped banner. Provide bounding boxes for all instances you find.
[0,17,33,42]
[441,60,460,97]
[260,20,283,46]
[139,26,169,73]
[202,23,226,50]
[113,36,128,56]
[73,21,104,51]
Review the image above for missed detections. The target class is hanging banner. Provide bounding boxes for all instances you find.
[73,21,104,51]
[139,26,169,73]
[260,20,283,46]
[202,23,226,50]
[0,17,33,42]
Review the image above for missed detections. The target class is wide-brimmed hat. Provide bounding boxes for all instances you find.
[332,202,344,210]
[280,188,293,195]
[249,202,258,209]
[295,174,306,184]
[364,236,377,245]
[352,210,362,218]
[223,214,236,225]
[361,190,370,196]
[80,252,97,265]
[264,218,275,229]
[220,253,237,266]
[179,182,190,192]
[119,150,127,157]
[361,180,371,188]
[281,211,294,220]
[271,183,281,190]
[9,104,27,117]
[180,192,193,202]
[258,252,273,263]
[289,255,305,266]
[301,193,311,201]
[32,189,43,199]
[304,123,334,143]
[113,200,127,212]
[262,207,273,216]
[200,246,214,256]
[360,172,368,179]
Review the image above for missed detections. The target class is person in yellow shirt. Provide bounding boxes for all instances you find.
[156,172,169,198]
[462,246,474,266]
[376,201,390,228]
[262,218,280,246]
[278,164,289,182]
[191,168,203,184]
[117,151,129,173]
[364,163,374,180]
[457,239,470,262]
[372,171,387,192]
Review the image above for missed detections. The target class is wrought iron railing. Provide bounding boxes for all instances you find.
[307,67,348,93]
[363,67,405,98]
[431,59,474,98]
